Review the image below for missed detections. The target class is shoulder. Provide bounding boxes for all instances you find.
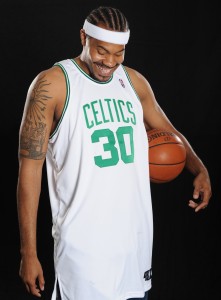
[123,66,149,87]
[123,66,155,102]
[25,64,67,126]
[32,65,65,87]
[28,65,66,101]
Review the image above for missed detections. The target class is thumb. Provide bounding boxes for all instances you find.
[193,187,200,200]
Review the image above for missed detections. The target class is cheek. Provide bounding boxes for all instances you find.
[117,55,124,64]
[89,49,102,62]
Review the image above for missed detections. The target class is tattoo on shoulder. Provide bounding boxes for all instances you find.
[20,75,52,160]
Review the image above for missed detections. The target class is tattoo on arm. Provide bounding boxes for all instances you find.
[20,75,52,160]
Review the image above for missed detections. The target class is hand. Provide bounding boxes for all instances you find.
[19,254,45,297]
[188,170,212,212]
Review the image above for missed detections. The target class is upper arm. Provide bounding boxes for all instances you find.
[125,66,175,132]
[18,66,65,163]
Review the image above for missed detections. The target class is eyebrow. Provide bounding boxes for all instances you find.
[97,45,125,54]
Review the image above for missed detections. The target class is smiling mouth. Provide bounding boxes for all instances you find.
[95,63,115,77]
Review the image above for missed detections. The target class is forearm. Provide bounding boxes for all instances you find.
[17,160,42,257]
[176,132,208,176]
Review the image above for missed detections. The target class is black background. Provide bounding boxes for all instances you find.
[1,0,221,299]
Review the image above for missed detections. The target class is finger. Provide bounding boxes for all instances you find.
[29,282,42,297]
[200,188,212,204]
[188,198,208,212]
[188,199,208,212]
[193,187,200,200]
[25,283,30,293]
[195,201,208,212]
[188,200,198,208]
[195,189,211,212]
[38,274,45,291]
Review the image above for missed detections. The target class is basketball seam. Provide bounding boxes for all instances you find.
[150,177,175,183]
[149,160,186,166]
[149,142,185,149]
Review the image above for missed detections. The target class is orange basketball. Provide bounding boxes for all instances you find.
[147,128,186,183]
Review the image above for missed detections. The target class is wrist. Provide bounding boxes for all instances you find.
[20,248,37,258]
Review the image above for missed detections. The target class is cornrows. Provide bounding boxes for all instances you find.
[87,6,129,32]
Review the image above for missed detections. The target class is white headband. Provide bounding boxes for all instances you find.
[83,19,130,45]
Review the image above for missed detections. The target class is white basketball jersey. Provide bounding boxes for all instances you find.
[46,59,153,300]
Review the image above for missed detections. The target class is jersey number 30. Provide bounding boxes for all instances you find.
[91,126,134,167]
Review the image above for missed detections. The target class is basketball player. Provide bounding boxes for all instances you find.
[17,6,212,300]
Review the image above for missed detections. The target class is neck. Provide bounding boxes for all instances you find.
[74,56,90,74]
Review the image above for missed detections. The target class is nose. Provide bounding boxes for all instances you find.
[103,54,116,68]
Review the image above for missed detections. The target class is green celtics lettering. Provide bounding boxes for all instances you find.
[83,98,137,167]
[83,98,136,128]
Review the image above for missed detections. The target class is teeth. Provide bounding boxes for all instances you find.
[96,64,112,75]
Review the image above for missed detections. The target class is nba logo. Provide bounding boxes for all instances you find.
[119,78,125,88]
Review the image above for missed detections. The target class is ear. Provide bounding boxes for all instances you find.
[80,29,87,46]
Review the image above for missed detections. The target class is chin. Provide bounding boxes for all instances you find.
[99,76,111,82]
[92,72,111,82]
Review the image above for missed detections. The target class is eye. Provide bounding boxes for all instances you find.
[115,51,124,57]
[97,49,106,55]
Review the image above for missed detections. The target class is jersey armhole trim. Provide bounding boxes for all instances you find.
[49,63,70,139]
[122,65,141,102]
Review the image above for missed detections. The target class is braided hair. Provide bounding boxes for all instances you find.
[86,6,129,32]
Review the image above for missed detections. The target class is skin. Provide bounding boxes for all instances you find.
[17,24,212,297]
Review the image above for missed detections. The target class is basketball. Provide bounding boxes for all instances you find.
[147,128,186,183]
